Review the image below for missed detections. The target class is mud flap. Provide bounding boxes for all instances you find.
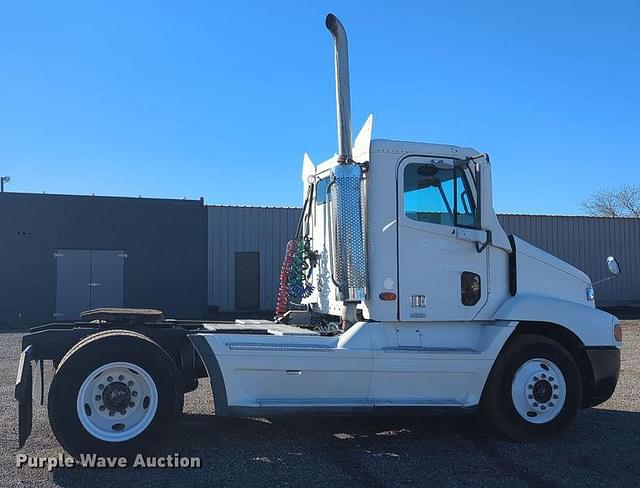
[15,345,33,448]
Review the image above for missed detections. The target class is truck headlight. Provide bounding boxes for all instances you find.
[586,286,595,301]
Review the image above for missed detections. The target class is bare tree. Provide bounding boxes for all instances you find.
[615,185,640,216]
[582,185,640,217]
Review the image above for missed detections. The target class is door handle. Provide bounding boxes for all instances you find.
[454,228,492,253]
[454,227,484,242]
[88,282,102,287]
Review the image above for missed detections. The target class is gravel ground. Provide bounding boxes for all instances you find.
[1,322,639,487]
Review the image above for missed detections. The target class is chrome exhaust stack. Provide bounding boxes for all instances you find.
[325,14,368,328]
[326,13,353,162]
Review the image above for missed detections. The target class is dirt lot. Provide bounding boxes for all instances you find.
[1,322,639,487]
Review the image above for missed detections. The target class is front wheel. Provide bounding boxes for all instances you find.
[48,330,184,457]
[482,334,582,442]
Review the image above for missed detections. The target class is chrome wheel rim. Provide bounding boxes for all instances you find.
[511,357,566,424]
[76,361,158,442]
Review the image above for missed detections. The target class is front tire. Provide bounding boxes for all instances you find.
[48,330,184,457]
[483,334,582,442]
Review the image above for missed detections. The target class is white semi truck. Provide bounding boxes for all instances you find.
[16,14,621,456]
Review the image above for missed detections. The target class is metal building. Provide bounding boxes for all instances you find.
[0,193,208,328]
[1,193,637,329]
[498,214,640,308]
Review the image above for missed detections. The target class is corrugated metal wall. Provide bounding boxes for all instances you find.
[498,215,640,307]
[208,206,300,312]
[207,206,639,311]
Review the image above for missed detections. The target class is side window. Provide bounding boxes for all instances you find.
[455,171,477,227]
[315,178,330,205]
[404,164,455,225]
[403,163,477,227]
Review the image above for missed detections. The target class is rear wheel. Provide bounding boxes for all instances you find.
[483,334,581,442]
[76,361,159,443]
[48,330,184,457]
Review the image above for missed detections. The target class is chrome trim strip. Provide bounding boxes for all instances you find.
[226,343,334,352]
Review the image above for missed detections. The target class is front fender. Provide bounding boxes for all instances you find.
[494,294,617,346]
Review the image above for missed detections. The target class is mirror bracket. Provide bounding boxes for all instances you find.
[475,230,492,253]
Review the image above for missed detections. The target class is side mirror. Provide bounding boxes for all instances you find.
[592,256,622,287]
[607,256,621,276]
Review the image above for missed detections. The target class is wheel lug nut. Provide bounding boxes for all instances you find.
[119,375,124,381]
[129,402,135,408]
[95,395,101,401]
[528,394,533,399]
[541,405,546,410]
[549,402,554,407]
[98,384,104,390]
[553,394,559,399]
[107,376,113,382]
[533,402,539,407]
[533,376,538,381]
[99,405,105,411]
[132,391,137,397]
[541,373,546,379]
[128,381,134,386]
[548,377,554,382]
[553,385,559,390]
[528,384,533,389]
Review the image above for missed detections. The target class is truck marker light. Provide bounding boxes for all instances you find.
[379,292,396,301]
[586,286,595,301]
[614,323,622,342]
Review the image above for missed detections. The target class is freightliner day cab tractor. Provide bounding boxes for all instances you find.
[15,14,622,456]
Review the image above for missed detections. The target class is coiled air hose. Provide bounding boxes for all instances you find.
[275,238,315,317]
[275,240,297,317]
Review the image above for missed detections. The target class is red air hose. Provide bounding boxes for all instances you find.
[275,240,298,317]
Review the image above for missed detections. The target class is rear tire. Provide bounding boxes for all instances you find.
[483,334,581,442]
[48,330,184,457]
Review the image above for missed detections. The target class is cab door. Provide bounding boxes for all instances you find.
[397,156,488,321]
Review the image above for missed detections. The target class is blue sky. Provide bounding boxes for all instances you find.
[1,1,638,214]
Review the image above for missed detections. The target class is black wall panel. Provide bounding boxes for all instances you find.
[0,193,207,328]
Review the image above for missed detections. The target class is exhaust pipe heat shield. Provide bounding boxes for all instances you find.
[330,164,368,302]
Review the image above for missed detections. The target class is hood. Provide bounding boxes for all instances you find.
[514,237,591,285]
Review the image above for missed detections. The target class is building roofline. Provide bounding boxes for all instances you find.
[2,192,637,219]
[498,212,639,220]
[207,204,301,210]
[0,191,204,205]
